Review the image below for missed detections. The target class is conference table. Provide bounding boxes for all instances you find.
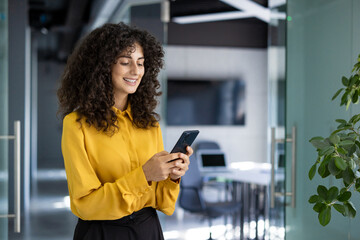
[201,161,284,240]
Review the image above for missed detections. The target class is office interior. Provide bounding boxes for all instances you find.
[1,0,360,239]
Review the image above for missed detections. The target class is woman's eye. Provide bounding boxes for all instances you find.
[120,62,129,66]
[137,63,144,67]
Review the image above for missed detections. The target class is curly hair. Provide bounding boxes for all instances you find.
[57,22,164,131]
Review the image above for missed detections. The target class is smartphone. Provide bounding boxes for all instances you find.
[170,130,199,157]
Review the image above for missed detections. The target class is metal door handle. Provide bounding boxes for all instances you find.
[270,126,296,208]
[0,121,21,232]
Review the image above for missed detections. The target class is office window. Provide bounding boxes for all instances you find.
[167,79,246,126]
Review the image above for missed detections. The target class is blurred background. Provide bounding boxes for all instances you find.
[1,0,360,239]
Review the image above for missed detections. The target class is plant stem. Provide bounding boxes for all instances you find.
[328,179,357,206]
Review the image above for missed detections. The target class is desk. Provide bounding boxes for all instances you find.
[201,162,284,240]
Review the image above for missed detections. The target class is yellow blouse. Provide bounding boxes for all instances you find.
[61,106,180,220]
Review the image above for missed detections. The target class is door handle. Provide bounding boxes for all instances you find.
[0,121,21,232]
[270,126,296,208]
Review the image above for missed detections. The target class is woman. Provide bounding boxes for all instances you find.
[57,22,192,240]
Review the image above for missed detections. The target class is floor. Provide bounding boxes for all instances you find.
[7,170,284,240]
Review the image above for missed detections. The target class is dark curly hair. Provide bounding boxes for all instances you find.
[57,22,164,131]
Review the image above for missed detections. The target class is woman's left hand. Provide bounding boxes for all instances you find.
[169,146,193,181]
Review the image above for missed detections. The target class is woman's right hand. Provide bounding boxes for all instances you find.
[142,151,187,182]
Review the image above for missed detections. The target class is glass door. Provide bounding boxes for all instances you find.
[1,0,20,238]
[0,0,9,238]
[285,0,360,239]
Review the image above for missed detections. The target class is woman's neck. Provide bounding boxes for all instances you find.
[114,93,128,111]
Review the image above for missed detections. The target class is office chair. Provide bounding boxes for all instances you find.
[179,154,241,240]
[195,140,221,151]
[195,140,229,202]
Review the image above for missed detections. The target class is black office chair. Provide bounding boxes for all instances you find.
[179,154,241,240]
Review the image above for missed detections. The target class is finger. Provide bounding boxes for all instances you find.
[186,146,194,156]
[173,164,188,172]
[171,168,185,176]
[164,153,183,163]
[158,153,178,163]
[167,159,183,169]
[177,153,189,165]
[156,151,169,156]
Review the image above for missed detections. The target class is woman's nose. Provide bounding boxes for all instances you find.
[130,63,140,75]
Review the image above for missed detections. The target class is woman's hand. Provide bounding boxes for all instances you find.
[142,151,188,182]
[169,146,193,181]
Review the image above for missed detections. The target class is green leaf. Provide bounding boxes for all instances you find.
[339,140,354,146]
[327,186,339,202]
[318,206,331,226]
[349,75,357,86]
[332,127,349,135]
[355,178,360,192]
[332,88,344,100]
[343,167,355,185]
[318,158,331,178]
[335,171,344,179]
[310,139,329,150]
[341,92,348,106]
[342,76,349,86]
[313,202,326,213]
[340,187,347,194]
[309,136,324,142]
[349,158,356,169]
[319,146,335,156]
[334,157,347,170]
[344,201,356,218]
[348,144,357,157]
[317,185,328,200]
[329,134,340,145]
[337,191,351,202]
[333,204,346,216]
[349,114,360,124]
[337,147,348,155]
[353,91,359,103]
[309,164,317,180]
[335,119,347,124]
[308,194,319,204]
[328,158,341,176]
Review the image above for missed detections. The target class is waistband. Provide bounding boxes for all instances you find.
[78,207,156,225]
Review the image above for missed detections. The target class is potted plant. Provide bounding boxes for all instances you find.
[308,54,360,226]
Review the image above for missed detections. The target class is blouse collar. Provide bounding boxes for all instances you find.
[112,104,133,121]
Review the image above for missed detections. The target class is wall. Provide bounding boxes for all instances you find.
[37,61,64,169]
[163,45,268,164]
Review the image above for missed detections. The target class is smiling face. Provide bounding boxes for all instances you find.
[111,42,145,109]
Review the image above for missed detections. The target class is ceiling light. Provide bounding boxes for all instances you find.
[172,11,254,24]
[221,0,271,23]
[269,0,286,8]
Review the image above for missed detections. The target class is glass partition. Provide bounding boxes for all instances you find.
[286,0,359,239]
[267,1,286,239]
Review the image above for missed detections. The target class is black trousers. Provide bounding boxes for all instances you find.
[73,207,165,240]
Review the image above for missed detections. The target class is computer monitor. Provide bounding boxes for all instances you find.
[196,149,228,172]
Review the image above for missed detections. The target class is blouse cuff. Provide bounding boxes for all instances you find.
[165,177,181,188]
[116,166,152,197]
